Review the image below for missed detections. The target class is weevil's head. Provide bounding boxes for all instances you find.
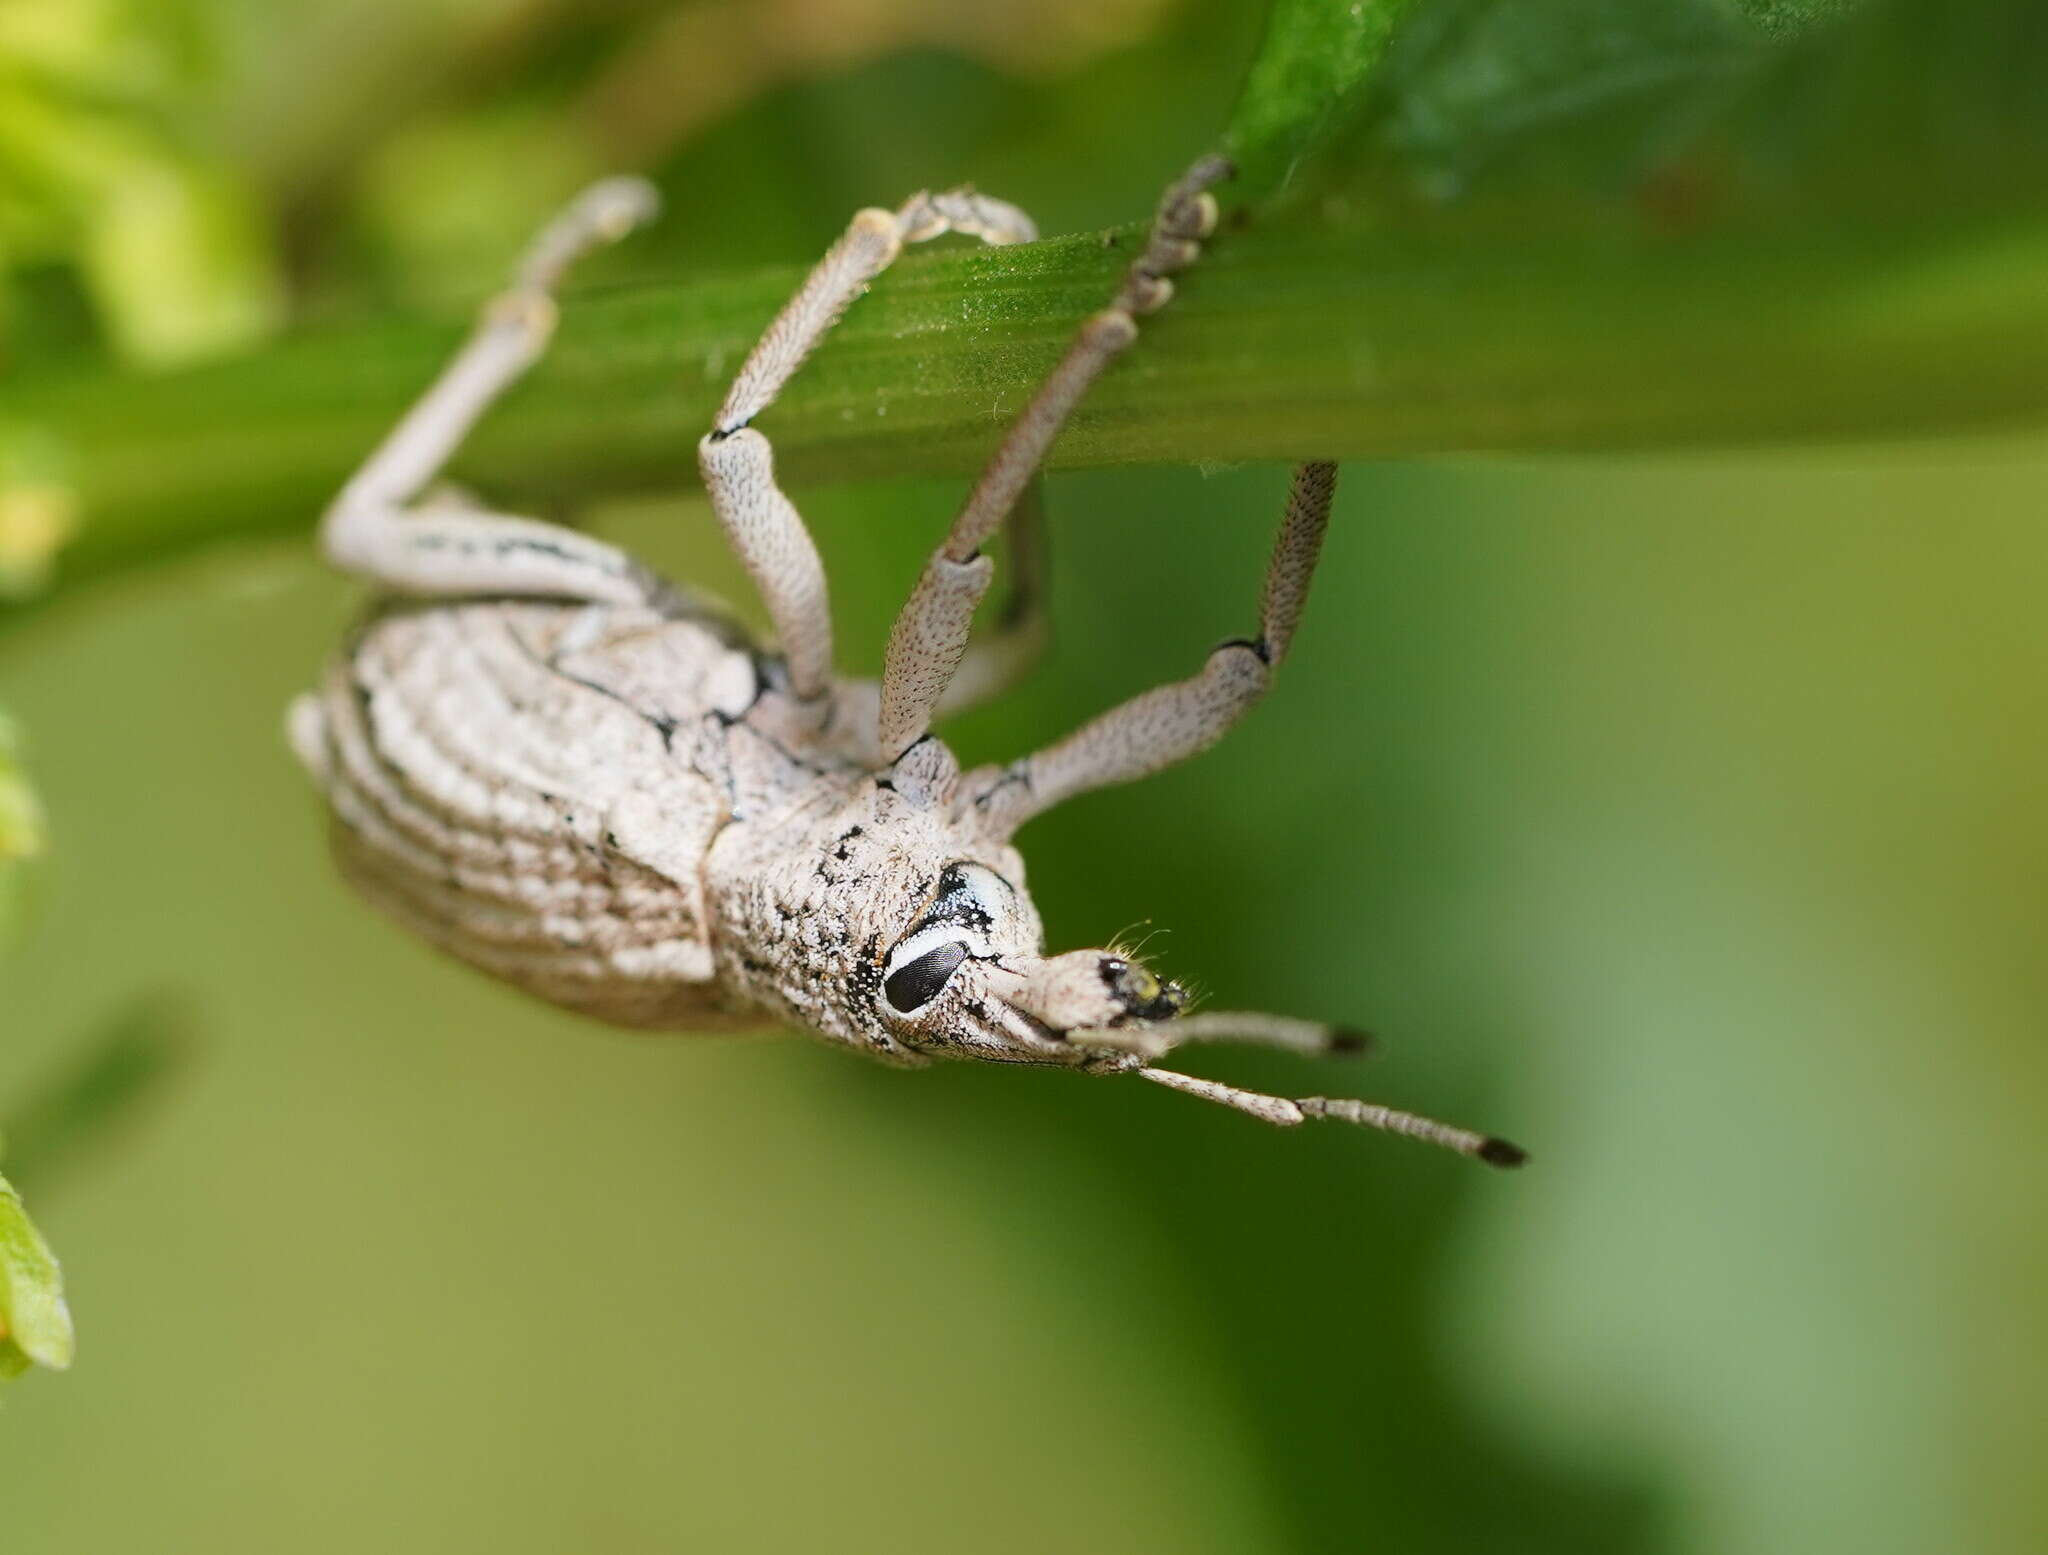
[869,740,1184,1063]
[740,737,1184,1063]
[866,852,1184,1064]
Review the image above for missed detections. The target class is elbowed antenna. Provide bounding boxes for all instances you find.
[1136,1066,1527,1168]
[1072,1009,1372,1061]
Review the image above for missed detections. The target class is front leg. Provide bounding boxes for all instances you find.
[969,460,1337,841]
[701,188,1039,703]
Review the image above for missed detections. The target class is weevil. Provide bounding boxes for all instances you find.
[289,157,1524,1167]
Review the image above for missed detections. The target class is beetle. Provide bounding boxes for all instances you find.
[289,157,1524,1167]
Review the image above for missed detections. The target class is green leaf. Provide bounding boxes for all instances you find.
[1728,0,1862,34]
[0,2,285,370]
[1350,0,1775,199]
[1223,0,1865,202]
[0,997,187,1390]
[79,154,285,371]
[0,1170,74,1381]
[0,615,68,1393]
[1317,0,2047,213]
[1224,0,1428,198]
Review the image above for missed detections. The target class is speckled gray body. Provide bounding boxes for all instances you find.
[294,591,1045,1061]
[286,167,1525,1164]
[299,596,760,1032]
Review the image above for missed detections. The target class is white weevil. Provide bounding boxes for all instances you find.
[289,157,1525,1168]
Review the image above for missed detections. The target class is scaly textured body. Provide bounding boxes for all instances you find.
[289,163,1525,1165]
[297,598,754,1028]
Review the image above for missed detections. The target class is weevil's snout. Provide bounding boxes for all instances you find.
[1009,949,1183,1034]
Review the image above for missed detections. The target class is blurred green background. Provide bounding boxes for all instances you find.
[3,2,2046,1552]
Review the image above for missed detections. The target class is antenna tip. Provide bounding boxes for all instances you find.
[1478,1136,1528,1169]
[1327,1026,1375,1057]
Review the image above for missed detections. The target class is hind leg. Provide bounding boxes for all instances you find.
[321,177,672,607]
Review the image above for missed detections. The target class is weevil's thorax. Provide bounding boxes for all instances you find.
[704,738,1044,1064]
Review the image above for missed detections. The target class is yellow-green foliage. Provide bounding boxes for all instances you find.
[0,1171,74,1382]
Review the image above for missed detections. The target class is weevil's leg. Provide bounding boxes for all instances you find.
[876,156,1231,761]
[929,479,1052,717]
[322,177,671,605]
[1077,1011,1371,1061]
[831,479,1050,764]
[1136,1068,1527,1168]
[970,458,1336,840]
[824,478,1046,749]
[701,189,1038,701]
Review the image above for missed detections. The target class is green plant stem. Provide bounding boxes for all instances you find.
[11,202,2048,608]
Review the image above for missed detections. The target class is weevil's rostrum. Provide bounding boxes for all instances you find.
[290,158,1525,1167]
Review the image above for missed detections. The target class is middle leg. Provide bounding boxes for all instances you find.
[833,476,1053,761]
[930,478,1053,719]
[875,156,1234,762]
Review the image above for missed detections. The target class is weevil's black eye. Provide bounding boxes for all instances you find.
[883,940,969,1013]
